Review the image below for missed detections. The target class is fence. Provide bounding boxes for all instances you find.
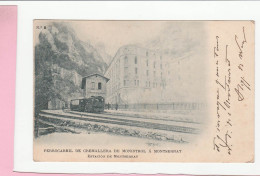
[105,102,206,111]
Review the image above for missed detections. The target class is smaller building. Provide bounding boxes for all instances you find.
[81,73,109,99]
[48,98,65,110]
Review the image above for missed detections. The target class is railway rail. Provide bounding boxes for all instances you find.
[39,110,199,134]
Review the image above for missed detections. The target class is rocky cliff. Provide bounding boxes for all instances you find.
[34,22,108,113]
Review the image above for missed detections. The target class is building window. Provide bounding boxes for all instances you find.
[124,80,126,86]
[146,70,149,76]
[154,62,156,68]
[146,60,148,67]
[98,82,102,90]
[135,80,136,86]
[135,67,138,74]
[149,81,150,87]
[124,67,128,77]
[154,71,156,77]
[81,78,86,89]
[71,99,80,105]
[124,56,128,64]
[137,80,139,86]
[160,64,162,69]
[146,51,148,57]
[91,82,95,89]
[135,56,137,64]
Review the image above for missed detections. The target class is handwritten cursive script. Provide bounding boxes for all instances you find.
[213,36,232,155]
[234,27,251,101]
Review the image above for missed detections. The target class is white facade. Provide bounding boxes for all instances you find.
[105,45,168,104]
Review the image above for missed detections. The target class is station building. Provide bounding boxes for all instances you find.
[81,73,109,99]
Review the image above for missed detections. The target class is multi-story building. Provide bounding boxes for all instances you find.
[164,52,207,103]
[105,45,168,104]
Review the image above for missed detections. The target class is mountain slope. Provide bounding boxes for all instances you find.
[35,22,108,114]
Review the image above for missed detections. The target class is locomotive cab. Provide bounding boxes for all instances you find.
[70,96,105,113]
[70,99,86,112]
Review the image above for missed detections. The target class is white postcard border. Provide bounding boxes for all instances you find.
[5,1,260,174]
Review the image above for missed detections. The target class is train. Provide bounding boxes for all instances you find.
[70,96,105,113]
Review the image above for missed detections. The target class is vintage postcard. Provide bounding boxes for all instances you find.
[33,20,254,162]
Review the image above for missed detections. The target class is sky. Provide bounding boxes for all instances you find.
[34,20,206,62]
[68,21,168,56]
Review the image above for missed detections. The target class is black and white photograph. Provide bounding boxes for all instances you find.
[33,20,254,162]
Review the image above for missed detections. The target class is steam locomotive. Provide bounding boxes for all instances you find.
[70,96,105,113]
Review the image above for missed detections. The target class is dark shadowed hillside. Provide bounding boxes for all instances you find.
[34,22,108,114]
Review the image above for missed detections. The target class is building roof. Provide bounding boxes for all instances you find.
[82,73,110,82]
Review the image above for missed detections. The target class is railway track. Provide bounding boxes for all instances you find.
[102,111,200,124]
[39,110,199,134]
[68,110,201,129]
